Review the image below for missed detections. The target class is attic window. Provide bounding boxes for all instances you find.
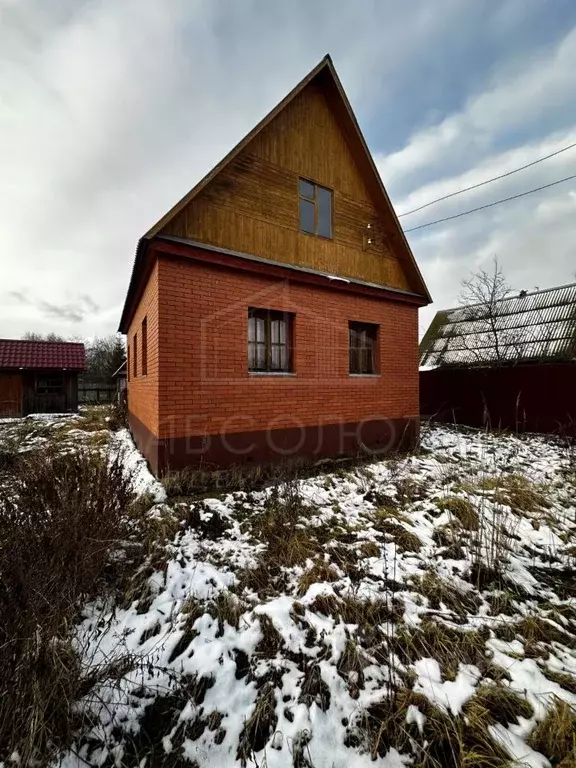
[299,179,332,238]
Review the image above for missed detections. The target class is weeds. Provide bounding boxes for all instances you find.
[539,667,576,695]
[437,495,479,530]
[255,613,283,657]
[414,571,480,618]
[0,447,137,764]
[394,620,492,681]
[528,697,576,764]
[237,682,278,765]
[297,560,339,595]
[463,684,533,725]
[369,509,422,552]
[487,474,551,514]
[356,686,511,767]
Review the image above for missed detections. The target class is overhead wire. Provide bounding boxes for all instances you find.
[403,173,576,233]
[398,140,576,217]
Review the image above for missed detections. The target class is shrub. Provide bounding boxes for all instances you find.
[0,447,136,764]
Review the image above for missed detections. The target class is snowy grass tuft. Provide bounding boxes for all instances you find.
[1,415,576,767]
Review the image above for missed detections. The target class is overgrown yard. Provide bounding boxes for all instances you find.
[1,409,575,767]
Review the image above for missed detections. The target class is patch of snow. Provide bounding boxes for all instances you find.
[111,428,166,502]
[413,658,480,715]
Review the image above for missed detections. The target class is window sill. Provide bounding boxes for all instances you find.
[249,371,296,377]
[300,229,333,241]
[349,373,381,378]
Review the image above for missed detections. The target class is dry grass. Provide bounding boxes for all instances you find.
[163,464,267,498]
[237,682,277,766]
[540,667,576,695]
[358,540,380,558]
[369,508,422,552]
[528,697,576,765]
[497,615,576,649]
[463,684,533,725]
[255,613,283,657]
[487,591,518,617]
[485,474,551,514]
[206,591,247,636]
[337,639,368,697]
[245,482,318,568]
[356,686,511,767]
[437,496,479,530]
[0,447,138,764]
[299,663,331,711]
[339,594,404,628]
[432,522,466,559]
[71,406,112,432]
[414,571,480,618]
[394,620,493,681]
[297,560,339,595]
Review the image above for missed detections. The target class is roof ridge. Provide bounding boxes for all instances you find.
[440,279,576,314]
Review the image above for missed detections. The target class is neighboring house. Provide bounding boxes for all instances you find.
[0,339,85,417]
[420,282,576,433]
[119,55,431,474]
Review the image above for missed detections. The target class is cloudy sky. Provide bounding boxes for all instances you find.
[1,0,576,340]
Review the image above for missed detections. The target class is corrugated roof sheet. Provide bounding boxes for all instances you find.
[0,340,86,371]
[420,282,576,368]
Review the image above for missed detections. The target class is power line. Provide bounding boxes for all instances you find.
[398,141,576,217]
[403,173,576,233]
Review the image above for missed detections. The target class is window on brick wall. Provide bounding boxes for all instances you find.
[349,321,378,375]
[127,344,130,382]
[133,332,138,378]
[299,178,332,238]
[248,308,293,373]
[141,317,148,376]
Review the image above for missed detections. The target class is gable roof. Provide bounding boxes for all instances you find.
[119,55,430,332]
[0,339,86,371]
[420,282,576,369]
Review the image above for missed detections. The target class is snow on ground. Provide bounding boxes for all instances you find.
[1,413,575,767]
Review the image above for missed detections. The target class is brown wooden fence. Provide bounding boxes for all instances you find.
[420,363,576,435]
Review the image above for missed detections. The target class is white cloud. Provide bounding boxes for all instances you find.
[377,25,576,191]
[0,0,575,343]
[371,24,576,337]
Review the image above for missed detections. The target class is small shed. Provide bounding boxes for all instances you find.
[419,283,576,433]
[0,339,86,417]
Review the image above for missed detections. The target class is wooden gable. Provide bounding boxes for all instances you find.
[120,57,430,332]
[150,57,429,300]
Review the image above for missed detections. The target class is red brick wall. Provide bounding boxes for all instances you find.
[127,260,160,435]
[154,251,419,441]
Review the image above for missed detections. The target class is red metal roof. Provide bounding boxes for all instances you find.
[0,339,86,371]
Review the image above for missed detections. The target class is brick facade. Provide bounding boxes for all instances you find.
[127,243,421,474]
[126,260,160,435]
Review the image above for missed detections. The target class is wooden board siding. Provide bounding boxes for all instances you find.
[161,81,411,292]
[0,373,22,416]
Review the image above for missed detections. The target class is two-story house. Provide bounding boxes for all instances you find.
[119,55,431,475]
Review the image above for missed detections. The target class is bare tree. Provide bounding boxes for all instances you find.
[458,257,513,365]
[454,258,555,367]
[22,332,67,342]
